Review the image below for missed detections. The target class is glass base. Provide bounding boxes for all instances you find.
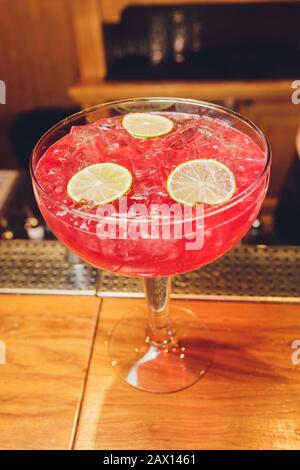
[109,305,212,393]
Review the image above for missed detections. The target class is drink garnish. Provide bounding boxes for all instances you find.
[166,159,236,206]
[67,163,132,205]
[122,113,174,138]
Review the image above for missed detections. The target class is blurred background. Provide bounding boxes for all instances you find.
[0,0,299,243]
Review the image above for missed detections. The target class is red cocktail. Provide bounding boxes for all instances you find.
[31,98,271,392]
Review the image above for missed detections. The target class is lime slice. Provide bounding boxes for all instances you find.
[122,113,174,138]
[67,163,132,205]
[166,159,236,206]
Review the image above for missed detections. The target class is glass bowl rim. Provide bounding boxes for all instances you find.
[30,97,271,222]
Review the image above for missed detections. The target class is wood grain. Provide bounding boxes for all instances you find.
[0,295,100,450]
[74,298,300,450]
[69,79,293,109]
[70,0,107,80]
[100,0,300,23]
[0,0,78,112]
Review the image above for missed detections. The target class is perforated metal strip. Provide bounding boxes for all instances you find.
[98,244,300,303]
[1,240,300,302]
[0,240,99,295]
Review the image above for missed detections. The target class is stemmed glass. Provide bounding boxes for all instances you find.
[30,98,271,393]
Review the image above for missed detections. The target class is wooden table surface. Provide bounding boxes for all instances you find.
[0,294,299,450]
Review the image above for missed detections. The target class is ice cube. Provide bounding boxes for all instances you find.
[164,122,199,150]
[71,125,100,146]
[131,149,162,178]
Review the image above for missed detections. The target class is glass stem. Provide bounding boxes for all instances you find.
[144,277,175,347]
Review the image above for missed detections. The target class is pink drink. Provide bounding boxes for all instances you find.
[34,113,268,277]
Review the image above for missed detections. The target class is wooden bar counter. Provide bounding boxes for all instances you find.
[0,295,299,450]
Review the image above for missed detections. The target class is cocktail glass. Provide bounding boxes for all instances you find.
[30,98,271,393]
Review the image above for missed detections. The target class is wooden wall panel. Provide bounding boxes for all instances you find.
[0,0,78,112]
